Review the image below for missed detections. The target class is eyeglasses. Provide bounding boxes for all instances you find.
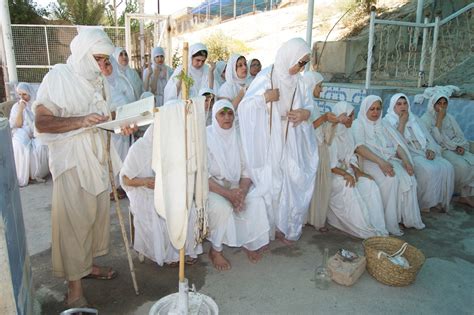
[298,60,309,68]
[94,55,111,66]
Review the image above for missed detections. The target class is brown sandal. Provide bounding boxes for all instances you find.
[82,266,117,280]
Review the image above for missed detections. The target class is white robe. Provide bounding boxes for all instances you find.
[143,64,173,107]
[238,69,318,240]
[421,93,474,197]
[327,102,388,239]
[9,101,49,186]
[120,125,202,265]
[353,95,425,235]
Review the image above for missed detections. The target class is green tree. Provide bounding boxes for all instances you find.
[8,0,47,24]
[203,31,250,63]
[52,0,106,25]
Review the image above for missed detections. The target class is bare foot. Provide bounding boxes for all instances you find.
[318,226,329,233]
[275,230,295,246]
[458,197,474,208]
[243,248,262,264]
[208,248,231,271]
[258,244,270,253]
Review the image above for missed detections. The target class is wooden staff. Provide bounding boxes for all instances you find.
[107,133,139,295]
[179,42,190,283]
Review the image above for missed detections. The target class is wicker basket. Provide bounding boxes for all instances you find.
[363,236,425,287]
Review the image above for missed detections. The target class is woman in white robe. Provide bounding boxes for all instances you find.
[143,46,173,107]
[246,58,262,85]
[120,125,202,266]
[353,95,425,235]
[421,93,474,207]
[327,101,388,238]
[212,60,226,91]
[303,71,342,231]
[164,43,210,102]
[207,100,270,270]
[238,38,319,244]
[218,54,248,110]
[9,82,49,186]
[384,93,454,212]
[112,47,144,100]
[199,87,215,126]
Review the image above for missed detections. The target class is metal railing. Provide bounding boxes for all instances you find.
[365,3,474,89]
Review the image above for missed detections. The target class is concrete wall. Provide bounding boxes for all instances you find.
[0,118,34,315]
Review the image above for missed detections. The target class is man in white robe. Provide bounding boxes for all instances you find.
[384,93,454,212]
[237,38,318,244]
[33,28,132,309]
[207,100,270,270]
[9,82,49,186]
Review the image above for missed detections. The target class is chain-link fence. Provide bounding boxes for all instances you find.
[11,25,125,83]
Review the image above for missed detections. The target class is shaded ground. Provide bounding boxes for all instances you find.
[21,179,474,314]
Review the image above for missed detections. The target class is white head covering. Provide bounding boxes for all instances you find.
[206,99,240,182]
[16,82,37,104]
[303,71,324,91]
[273,38,310,114]
[225,54,247,86]
[67,28,114,81]
[214,60,226,87]
[105,57,135,110]
[152,47,165,59]
[112,47,127,71]
[385,93,427,149]
[189,43,208,79]
[199,87,214,96]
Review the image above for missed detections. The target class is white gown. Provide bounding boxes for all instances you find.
[327,102,388,239]
[120,125,202,265]
[9,101,49,186]
[353,95,425,235]
[384,93,454,210]
[421,93,474,197]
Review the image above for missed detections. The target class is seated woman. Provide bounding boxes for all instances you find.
[384,93,454,212]
[352,95,425,235]
[120,125,202,266]
[327,101,388,238]
[218,54,248,110]
[421,93,474,207]
[207,100,270,271]
[9,82,49,186]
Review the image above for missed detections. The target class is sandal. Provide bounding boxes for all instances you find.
[82,266,117,280]
[185,257,198,265]
[165,261,179,268]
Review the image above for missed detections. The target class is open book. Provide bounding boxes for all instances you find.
[96,96,155,133]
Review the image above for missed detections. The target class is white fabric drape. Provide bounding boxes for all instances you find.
[237,38,318,241]
[384,93,454,210]
[33,28,121,196]
[352,95,425,234]
[164,43,210,102]
[327,101,388,238]
[120,125,202,265]
[421,93,474,197]
[152,97,208,249]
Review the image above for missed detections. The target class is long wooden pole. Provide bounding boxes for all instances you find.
[107,134,139,295]
[179,42,189,283]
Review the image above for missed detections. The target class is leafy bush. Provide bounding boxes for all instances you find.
[203,31,251,63]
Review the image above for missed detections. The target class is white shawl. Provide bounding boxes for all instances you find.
[218,54,247,101]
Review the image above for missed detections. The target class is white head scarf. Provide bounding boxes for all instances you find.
[302,71,324,92]
[67,28,114,81]
[273,38,310,114]
[225,54,247,86]
[189,43,209,88]
[332,101,355,165]
[105,57,135,110]
[112,47,127,71]
[16,82,37,104]
[206,99,240,182]
[199,87,214,96]
[385,93,427,149]
[152,46,165,59]
[214,60,226,87]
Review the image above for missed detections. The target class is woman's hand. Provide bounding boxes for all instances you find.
[227,188,244,211]
[264,88,279,103]
[343,173,356,187]
[209,61,216,72]
[288,109,310,126]
[455,146,465,155]
[120,124,138,136]
[425,149,435,160]
[403,160,414,176]
[336,113,349,124]
[399,111,409,125]
[354,168,374,181]
[378,159,395,177]
[325,112,339,124]
[142,177,155,189]
[146,62,153,77]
